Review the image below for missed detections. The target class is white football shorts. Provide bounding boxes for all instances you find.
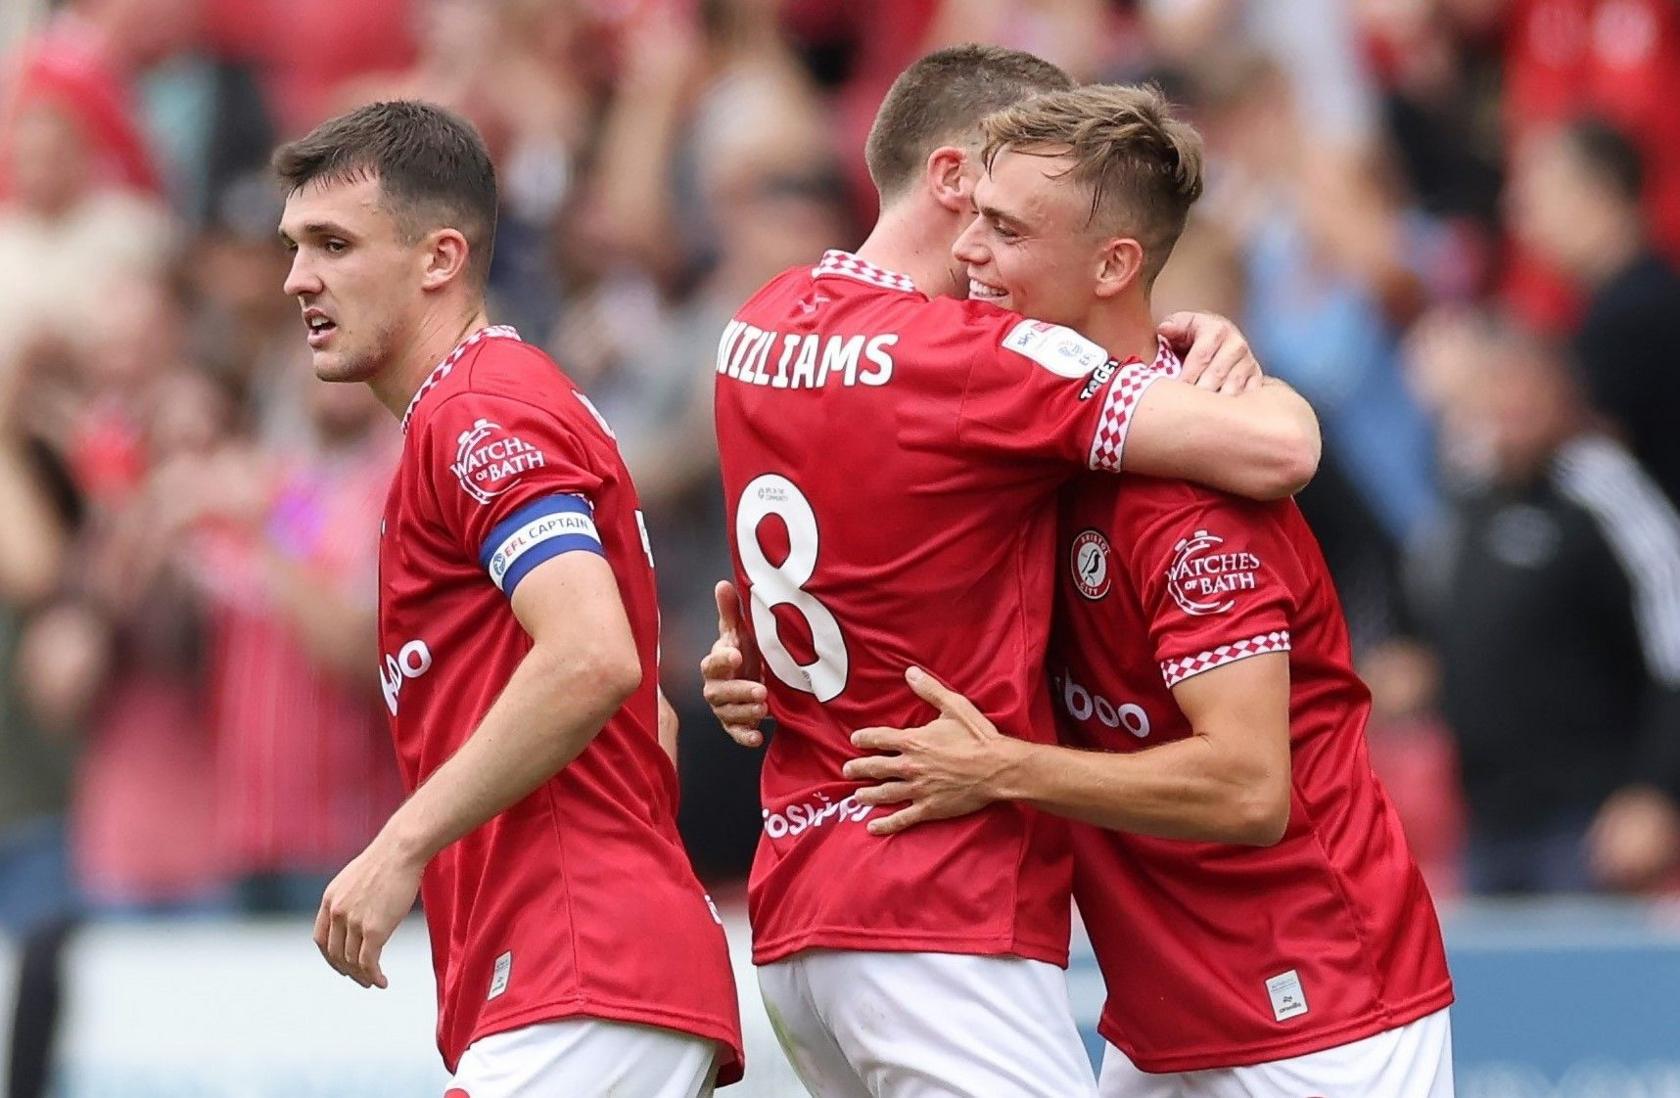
[445,1017,719,1098]
[1097,1007,1454,1098]
[757,948,1098,1098]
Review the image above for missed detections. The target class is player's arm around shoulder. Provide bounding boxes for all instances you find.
[1124,379,1320,501]
[1125,314,1321,500]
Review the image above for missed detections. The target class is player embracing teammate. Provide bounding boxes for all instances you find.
[707,52,1455,1098]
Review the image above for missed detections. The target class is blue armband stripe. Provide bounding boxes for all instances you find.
[479,494,603,595]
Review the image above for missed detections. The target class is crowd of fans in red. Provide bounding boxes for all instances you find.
[3,0,1679,935]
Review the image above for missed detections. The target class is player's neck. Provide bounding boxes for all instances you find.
[1079,295,1160,365]
[854,201,962,298]
[369,304,493,421]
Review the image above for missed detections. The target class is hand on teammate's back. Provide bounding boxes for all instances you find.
[700,580,769,747]
[843,668,1016,836]
[1157,311,1264,394]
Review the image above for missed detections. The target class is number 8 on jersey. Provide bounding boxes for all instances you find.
[735,474,850,702]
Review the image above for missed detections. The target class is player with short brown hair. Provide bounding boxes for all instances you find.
[278,99,742,1097]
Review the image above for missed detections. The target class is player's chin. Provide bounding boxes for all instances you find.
[312,350,374,385]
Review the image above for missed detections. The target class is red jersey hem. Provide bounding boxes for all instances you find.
[445,998,746,1085]
[1100,982,1454,1074]
[751,928,1069,969]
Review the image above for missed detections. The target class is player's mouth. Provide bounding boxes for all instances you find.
[304,308,338,348]
[968,277,1009,303]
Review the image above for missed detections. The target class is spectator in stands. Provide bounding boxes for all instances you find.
[1510,117,1680,510]
[0,348,75,937]
[0,88,174,386]
[186,182,315,445]
[185,379,402,914]
[1194,55,1440,546]
[0,0,201,198]
[41,288,231,914]
[1409,316,1680,894]
[1500,0,1680,264]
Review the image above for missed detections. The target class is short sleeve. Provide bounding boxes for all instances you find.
[955,316,1177,471]
[1119,487,1297,689]
[421,391,607,597]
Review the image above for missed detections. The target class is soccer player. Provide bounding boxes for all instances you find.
[832,86,1456,1096]
[712,47,1320,1097]
[275,102,742,1096]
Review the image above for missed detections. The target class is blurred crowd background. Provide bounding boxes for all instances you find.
[2,0,1680,944]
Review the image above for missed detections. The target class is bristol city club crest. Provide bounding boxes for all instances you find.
[1167,529,1261,616]
[1070,529,1112,600]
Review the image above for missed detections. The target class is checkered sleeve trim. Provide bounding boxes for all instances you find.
[1160,631,1291,688]
[1089,361,1168,471]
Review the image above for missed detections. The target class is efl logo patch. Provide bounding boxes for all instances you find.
[1168,529,1260,616]
[1071,529,1112,601]
[451,418,546,505]
[1002,319,1107,379]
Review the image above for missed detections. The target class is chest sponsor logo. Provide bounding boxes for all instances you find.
[379,638,432,716]
[451,418,546,505]
[1071,528,1113,600]
[1002,319,1107,379]
[761,791,872,841]
[1057,670,1152,739]
[1168,529,1260,616]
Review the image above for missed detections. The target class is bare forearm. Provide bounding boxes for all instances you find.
[1127,378,1321,500]
[993,734,1285,845]
[379,645,638,864]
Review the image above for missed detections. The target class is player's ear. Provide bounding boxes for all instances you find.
[925,145,971,214]
[1093,237,1146,300]
[420,228,471,292]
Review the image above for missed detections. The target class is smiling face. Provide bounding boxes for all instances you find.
[951,147,1113,327]
[278,174,422,384]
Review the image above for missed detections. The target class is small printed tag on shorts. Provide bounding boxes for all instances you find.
[488,951,513,1001]
[1266,969,1309,1022]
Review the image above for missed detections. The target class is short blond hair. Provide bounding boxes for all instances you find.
[981,84,1204,283]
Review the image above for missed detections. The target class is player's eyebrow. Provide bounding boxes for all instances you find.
[281,220,357,243]
[976,200,1031,234]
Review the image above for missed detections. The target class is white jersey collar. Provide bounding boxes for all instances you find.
[812,249,919,295]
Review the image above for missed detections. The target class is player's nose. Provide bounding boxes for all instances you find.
[283,252,322,298]
[951,217,986,267]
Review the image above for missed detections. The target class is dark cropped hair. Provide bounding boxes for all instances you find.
[1562,116,1645,205]
[273,100,498,287]
[865,45,1072,203]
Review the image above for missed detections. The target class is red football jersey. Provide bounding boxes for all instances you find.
[1052,476,1453,1072]
[716,251,1171,966]
[380,326,743,1080]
